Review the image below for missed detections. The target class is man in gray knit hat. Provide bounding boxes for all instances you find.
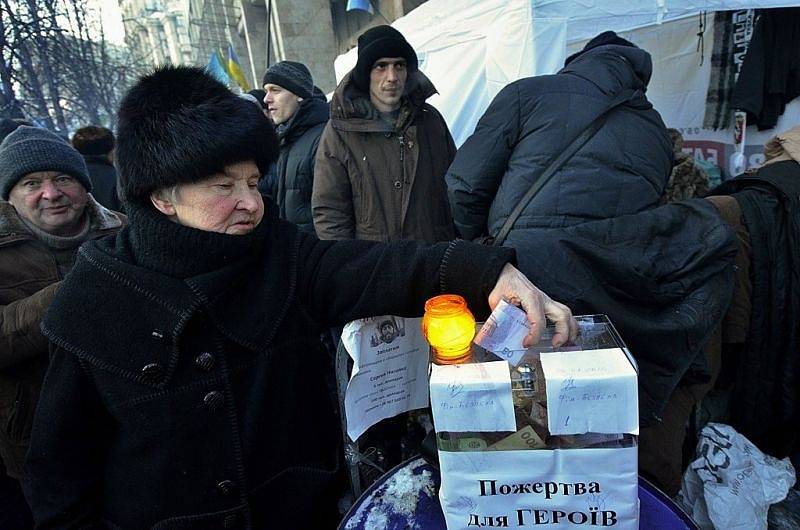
[0,126,124,524]
[261,60,328,233]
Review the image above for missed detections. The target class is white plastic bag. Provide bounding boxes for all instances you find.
[677,423,796,530]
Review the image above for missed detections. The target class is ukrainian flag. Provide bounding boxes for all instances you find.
[227,43,251,92]
[206,49,231,86]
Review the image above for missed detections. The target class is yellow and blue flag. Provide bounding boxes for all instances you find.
[206,50,231,86]
[227,43,251,92]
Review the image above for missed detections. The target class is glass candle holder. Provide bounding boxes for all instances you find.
[422,294,476,364]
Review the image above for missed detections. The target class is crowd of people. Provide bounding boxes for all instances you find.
[0,22,796,530]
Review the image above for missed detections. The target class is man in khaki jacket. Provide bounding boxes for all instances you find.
[0,127,124,526]
[312,25,456,242]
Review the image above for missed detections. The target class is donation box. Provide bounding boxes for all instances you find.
[429,314,640,530]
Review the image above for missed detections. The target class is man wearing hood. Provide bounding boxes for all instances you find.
[446,33,742,494]
[260,61,329,233]
[312,25,457,243]
[446,31,673,241]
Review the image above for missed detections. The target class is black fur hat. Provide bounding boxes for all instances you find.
[116,65,278,205]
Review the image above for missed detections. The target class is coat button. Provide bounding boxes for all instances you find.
[393,180,402,189]
[217,479,237,495]
[224,513,240,528]
[384,132,392,138]
[204,391,224,411]
[195,352,215,371]
[407,140,414,148]
[141,363,162,381]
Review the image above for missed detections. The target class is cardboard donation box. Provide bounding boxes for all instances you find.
[429,314,640,530]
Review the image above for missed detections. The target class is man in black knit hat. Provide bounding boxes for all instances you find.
[312,25,457,243]
[0,126,124,528]
[260,60,328,233]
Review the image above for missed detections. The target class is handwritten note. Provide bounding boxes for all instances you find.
[474,299,530,366]
[430,361,516,433]
[540,348,638,436]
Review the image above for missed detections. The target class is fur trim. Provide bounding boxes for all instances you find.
[116,65,279,204]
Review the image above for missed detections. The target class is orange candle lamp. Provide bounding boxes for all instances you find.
[422,294,476,365]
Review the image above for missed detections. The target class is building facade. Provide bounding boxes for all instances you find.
[185,0,244,69]
[119,0,253,92]
[119,0,428,93]
[119,0,193,66]
[241,0,427,93]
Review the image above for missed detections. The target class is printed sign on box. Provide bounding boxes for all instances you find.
[431,315,640,530]
[438,447,639,529]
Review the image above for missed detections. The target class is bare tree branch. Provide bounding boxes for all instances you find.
[0,0,146,130]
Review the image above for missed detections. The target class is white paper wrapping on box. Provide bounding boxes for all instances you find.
[430,361,517,433]
[541,348,639,436]
[438,447,639,529]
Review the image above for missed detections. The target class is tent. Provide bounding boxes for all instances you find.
[333,0,800,175]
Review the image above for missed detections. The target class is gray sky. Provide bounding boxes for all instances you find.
[90,0,126,45]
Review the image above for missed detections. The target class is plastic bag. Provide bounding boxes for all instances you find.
[677,423,796,530]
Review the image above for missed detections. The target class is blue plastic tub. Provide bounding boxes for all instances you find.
[340,457,698,530]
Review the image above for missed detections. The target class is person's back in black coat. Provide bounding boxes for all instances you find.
[446,39,672,240]
[83,154,121,212]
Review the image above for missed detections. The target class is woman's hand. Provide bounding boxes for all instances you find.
[488,263,579,348]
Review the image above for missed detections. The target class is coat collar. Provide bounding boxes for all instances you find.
[279,97,329,146]
[41,208,301,388]
[82,154,114,167]
[329,70,437,133]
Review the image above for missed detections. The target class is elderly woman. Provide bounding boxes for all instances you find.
[25,67,576,529]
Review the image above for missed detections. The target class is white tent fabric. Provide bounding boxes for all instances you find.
[534,0,799,43]
[568,12,800,175]
[333,0,800,167]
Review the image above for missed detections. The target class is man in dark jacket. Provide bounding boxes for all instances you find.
[0,119,32,144]
[447,32,740,493]
[312,25,456,243]
[259,61,328,233]
[0,126,124,527]
[446,31,673,240]
[71,125,122,212]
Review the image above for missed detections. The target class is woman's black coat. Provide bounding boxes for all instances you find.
[27,205,511,529]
